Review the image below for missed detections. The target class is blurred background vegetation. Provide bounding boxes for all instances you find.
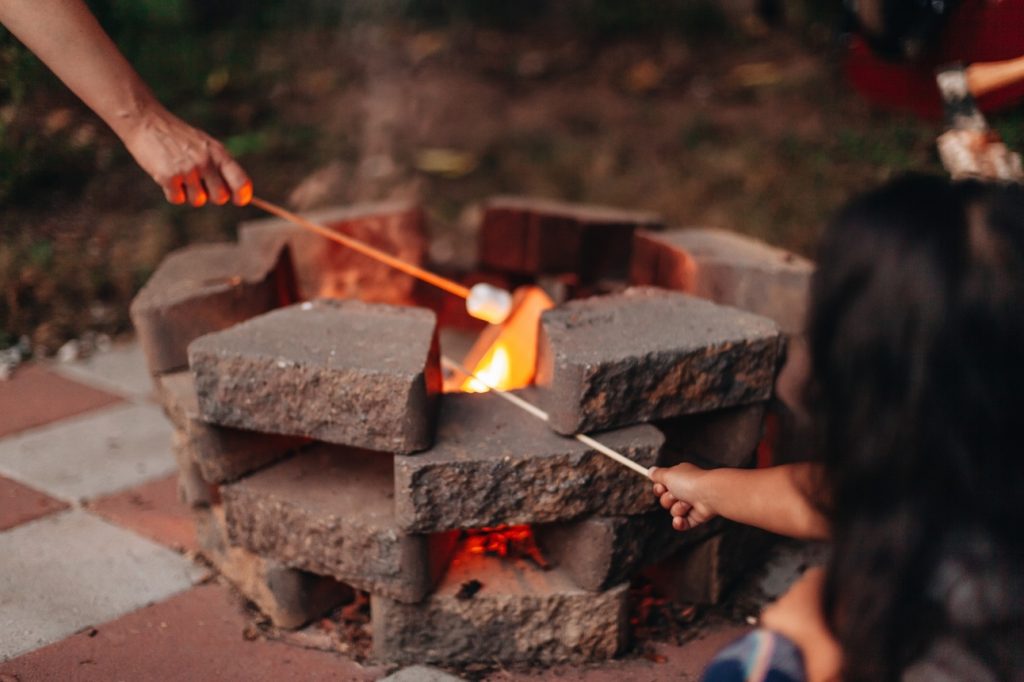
[2,0,1020,354]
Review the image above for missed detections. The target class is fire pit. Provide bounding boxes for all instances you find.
[131,196,810,667]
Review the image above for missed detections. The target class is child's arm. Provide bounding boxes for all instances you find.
[761,567,843,682]
[650,462,829,540]
[0,0,251,206]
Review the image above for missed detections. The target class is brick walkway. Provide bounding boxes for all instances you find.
[0,341,757,681]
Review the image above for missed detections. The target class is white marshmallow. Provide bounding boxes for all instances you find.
[465,283,513,325]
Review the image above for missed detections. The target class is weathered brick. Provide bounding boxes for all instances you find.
[157,372,304,484]
[130,242,295,375]
[657,402,767,469]
[238,200,426,305]
[535,513,724,592]
[195,506,353,629]
[222,445,458,603]
[631,228,814,334]
[479,196,663,282]
[644,522,776,605]
[189,300,441,454]
[391,393,663,532]
[394,392,663,533]
[170,430,217,508]
[536,288,782,435]
[371,543,629,665]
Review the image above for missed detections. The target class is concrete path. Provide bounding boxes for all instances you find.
[0,340,808,679]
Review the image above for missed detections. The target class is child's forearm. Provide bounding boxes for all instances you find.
[700,464,829,539]
[0,0,162,138]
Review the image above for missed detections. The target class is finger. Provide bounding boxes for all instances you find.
[201,164,231,205]
[163,175,186,205]
[215,154,252,206]
[672,515,689,531]
[670,500,692,518]
[649,466,664,484]
[653,483,667,497]
[659,492,678,510]
[184,169,208,207]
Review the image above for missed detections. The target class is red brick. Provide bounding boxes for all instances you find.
[238,200,427,305]
[0,475,69,531]
[0,364,122,438]
[0,582,384,681]
[130,242,295,375]
[86,474,198,553]
[479,196,663,282]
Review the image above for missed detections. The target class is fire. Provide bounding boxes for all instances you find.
[459,285,554,393]
[464,525,549,568]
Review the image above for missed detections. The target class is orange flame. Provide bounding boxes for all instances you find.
[459,286,554,393]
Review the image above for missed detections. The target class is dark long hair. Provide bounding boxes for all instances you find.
[806,175,1024,681]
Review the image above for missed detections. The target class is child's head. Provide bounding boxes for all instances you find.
[806,174,1024,680]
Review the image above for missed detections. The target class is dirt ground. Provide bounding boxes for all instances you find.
[0,10,985,352]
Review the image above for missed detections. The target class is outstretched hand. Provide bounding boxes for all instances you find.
[119,107,252,207]
[650,463,718,531]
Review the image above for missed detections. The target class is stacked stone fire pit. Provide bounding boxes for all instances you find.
[130,197,812,667]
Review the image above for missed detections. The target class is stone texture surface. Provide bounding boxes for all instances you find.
[0,364,122,438]
[395,392,663,533]
[171,430,219,508]
[239,200,426,305]
[479,196,663,282]
[158,371,304,483]
[631,228,815,334]
[0,475,69,531]
[0,403,176,501]
[131,242,295,375]
[372,543,629,665]
[536,512,723,592]
[223,445,457,603]
[536,288,783,435]
[196,505,352,629]
[0,509,203,660]
[644,522,776,605]
[86,473,199,553]
[656,402,767,469]
[0,583,386,680]
[381,665,466,682]
[52,341,155,400]
[189,300,441,454]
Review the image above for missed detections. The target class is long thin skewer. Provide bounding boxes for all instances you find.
[440,356,653,480]
[250,196,471,299]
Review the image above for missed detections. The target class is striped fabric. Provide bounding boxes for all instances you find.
[702,629,806,682]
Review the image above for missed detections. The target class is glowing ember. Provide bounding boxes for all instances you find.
[457,285,554,393]
[464,525,549,569]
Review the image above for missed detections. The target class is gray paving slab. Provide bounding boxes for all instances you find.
[52,342,154,400]
[0,509,204,660]
[381,665,465,681]
[0,403,176,502]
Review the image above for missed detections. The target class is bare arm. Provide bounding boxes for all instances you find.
[761,567,843,682]
[0,0,251,205]
[650,462,830,540]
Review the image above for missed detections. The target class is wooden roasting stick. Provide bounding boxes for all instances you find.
[440,356,653,480]
[250,197,513,323]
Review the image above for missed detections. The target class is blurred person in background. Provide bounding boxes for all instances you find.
[0,0,251,207]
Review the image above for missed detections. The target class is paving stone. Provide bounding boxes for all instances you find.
[644,522,776,606]
[394,392,663,533]
[130,242,295,375]
[536,512,723,592]
[372,542,629,665]
[0,364,122,438]
[189,300,441,454]
[656,402,767,469]
[239,200,426,305]
[52,341,155,400]
[381,665,466,682]
[157,371,304,483]
[87,473,199,553]
[479,196,663,281]
[0,509,203,660]
[631,228,815,334]
[0,403,176,501]
[536,288,783,435]
[223,445,458,603]
[196,506,353,629]
[171,430,219,508]
[0,475,69,531]
[0,582,385,680]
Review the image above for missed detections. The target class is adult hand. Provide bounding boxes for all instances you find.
[649,463,718,531]
[119,106,253,207]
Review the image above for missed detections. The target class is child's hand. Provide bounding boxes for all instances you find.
[649,463,717,531]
